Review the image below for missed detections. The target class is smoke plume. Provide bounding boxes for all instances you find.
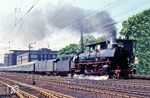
[88,11,117,42]
[46,5,117,41]
[20,10,48,42]
[17,4,117,42]
[47,5,87,32]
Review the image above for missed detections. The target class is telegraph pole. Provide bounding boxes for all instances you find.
[28,42,36,85]
[8,41,11,66]
[28,43,31,62]
[28,42,36,62]
[32,63,36,85]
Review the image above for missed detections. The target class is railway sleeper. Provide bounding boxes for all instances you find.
[19,90,38,98]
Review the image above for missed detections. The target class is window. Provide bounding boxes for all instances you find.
[44,55,47,58]
[30,54,38,59]
[52,54,56,58]
[48,55,52,58]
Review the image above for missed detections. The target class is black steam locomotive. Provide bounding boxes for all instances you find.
[71,39,136,78]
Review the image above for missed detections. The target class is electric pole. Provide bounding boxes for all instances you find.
[80,20,84,53]
[28,43,31,62]
[28,42,36,62]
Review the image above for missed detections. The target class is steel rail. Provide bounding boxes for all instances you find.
[40,78,147,98]
[0,80,39,98]
[0,80,24,98]
[0,77,74,98]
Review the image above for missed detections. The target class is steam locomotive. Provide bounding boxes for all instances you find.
[70,39,136,78]
[0,39,135,78]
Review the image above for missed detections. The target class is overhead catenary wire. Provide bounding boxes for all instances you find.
[0,0,40,43]
[0,0,22,38]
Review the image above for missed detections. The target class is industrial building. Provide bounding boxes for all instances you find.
[4,48,57,66]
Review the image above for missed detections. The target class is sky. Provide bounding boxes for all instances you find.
[0,0,149,63]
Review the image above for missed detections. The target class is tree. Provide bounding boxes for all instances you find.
[58,44,79,57]
[83,35,96,44]
[95,36,106,43]
[120,9,150,75]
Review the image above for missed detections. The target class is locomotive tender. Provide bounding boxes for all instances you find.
[0,39,135,78]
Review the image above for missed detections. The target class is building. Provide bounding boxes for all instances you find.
[4,50,27,66]
[17,48,57,65]
[4,48,58,66]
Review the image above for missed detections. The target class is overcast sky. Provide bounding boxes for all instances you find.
[0,0,149,63]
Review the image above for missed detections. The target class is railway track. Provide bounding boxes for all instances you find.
[0,80,37,98]
[36,78,150,98]
[0,81,17,98]
[131,75,150,80]
[0,73,150,98]
[0,75,74,98]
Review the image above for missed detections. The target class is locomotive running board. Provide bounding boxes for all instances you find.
[78,61,112,65]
